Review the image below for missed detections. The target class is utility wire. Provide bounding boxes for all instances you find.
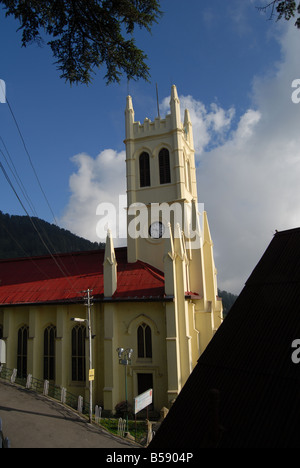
[0,138,37,217]
[0,137,75,278]
[4,95,58,225]
[0,85,88,294]
[0,159,81,297]
[0,219,52,281]
[0,92,82,284]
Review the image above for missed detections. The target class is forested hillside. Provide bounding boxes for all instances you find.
[218,289,238,317]
[0,211,104,259]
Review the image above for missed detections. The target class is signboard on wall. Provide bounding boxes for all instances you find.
[134,388,153,414]
[0,340,6,363]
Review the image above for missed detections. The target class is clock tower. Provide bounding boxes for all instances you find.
[125,85,199,273]
[124,85,223,400]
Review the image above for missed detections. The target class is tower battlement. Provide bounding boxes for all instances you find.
[125,85,193,147]
[132,113,178,138]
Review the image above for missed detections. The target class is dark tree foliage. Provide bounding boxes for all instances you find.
[218,289,238,318]
[258,0,300,28]
[0,211,104,259]
[0,0,162,85]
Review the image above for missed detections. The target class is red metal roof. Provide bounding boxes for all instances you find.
[0,247,166,305]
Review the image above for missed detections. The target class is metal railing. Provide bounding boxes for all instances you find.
[0,365,149,445]
[0,365,90,416]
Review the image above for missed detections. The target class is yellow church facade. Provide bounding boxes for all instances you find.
[0,86,222,415]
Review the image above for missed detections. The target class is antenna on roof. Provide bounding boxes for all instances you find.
[156,83,160,119]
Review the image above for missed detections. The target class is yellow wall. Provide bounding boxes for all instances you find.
[0,300,170,414]
[0,289,222,415]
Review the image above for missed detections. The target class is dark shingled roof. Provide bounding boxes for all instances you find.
[149,228,300,448]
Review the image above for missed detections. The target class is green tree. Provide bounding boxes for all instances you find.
[0,210,104,259]
[0,0,162,85]
[258,0,300,28]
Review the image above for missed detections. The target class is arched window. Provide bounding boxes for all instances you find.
[17,325,29,379]
[137,323,152,358]
[139,152,151,187]
[72,324,86,382]
[44,325,56,381]
[159,148,171,184]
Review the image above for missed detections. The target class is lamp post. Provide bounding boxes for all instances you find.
[71,289,93,424]
[116,347,133,434]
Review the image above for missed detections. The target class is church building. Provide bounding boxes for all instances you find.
[0,86,222,415]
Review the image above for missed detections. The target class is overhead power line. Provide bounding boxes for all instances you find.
[0,137,37,217]
[0,159,80,297]
[0,83,89,297]
[4,95,58,225]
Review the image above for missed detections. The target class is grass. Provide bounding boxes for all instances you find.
[99,418,148,443]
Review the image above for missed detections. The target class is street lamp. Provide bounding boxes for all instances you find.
[71,289,93,424]
[116,347,133,434]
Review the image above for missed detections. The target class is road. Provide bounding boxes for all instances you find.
[0,380,139,448]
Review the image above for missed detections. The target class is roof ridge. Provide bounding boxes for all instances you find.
[274,227,300,236]
[138,260,164,282]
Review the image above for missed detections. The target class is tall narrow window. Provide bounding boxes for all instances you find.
[44,325,56,381]
[139,152,151,187]
[17,325,29,379]
[137,323,152,358]
[72,324,86,381]
[0,325,3,339]
[159,148,171,184]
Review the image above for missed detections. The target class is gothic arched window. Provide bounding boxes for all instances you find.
[139,152,151,187]
[17,325,29,379]
[159,148,171,184]
[137,323,152,358]
[71,324,86,382]
[44,325,56,381]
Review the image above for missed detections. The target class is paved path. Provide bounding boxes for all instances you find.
[0,380,138,448]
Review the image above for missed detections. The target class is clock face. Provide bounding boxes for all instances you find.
[149,221,165,239]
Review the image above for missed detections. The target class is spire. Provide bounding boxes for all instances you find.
[184,109,194,149]
[171,84,179,102]
[170,85,181,129]
[202,212,218,303]
[125,95,135,139]
[164,223,175,261]
[163,223,176,297]
[174,223,189,293]
[174,223,185,260]
[103,229,117,297]
[126,95,134,114]
[203,211,213,247]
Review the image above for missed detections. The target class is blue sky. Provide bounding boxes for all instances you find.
[1,0,300,294]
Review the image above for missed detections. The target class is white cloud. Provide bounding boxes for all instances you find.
[60,24,300,295]
[161,95,235,155]
[198,24,300,294]
[60,149,126,245]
